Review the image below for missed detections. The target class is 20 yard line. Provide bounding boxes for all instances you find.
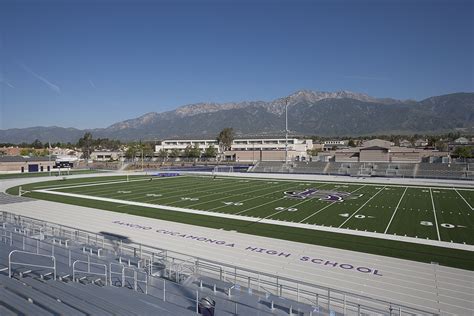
[384,186,408,234]
[429,188,441,241]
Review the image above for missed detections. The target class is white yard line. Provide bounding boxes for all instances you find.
[384,187,409,234]
[209,182,293,211]
[454,188,473,210]
[338,186,386,228]
[29,188,473,251]
[234,183,331,215]
[299,202,337,223]
[429,188,441,241]
[299,185,367,224]
[259,197,316,221]
[234,196,289,215]
[172,180,269,207]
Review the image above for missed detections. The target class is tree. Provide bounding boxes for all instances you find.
[190,144,201,158]
[183,145,193,158]
[20,148,32,156]
[427,136,438,147]
[142,143,154,158]
[38,149,49,157]
[307,148,322,156]
[157,149,168,161]
[348,139,356,147]
[204,145,218,158]
[435,141,448,152]
[453,146,473,159]
[31,139,43,149]
[77,132,93,159]
[217,128,234,159]
[125,146,137,160]
[169,148,180,158]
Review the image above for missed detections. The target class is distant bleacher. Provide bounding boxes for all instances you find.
[0,211,431,316]
[251,161,471,181]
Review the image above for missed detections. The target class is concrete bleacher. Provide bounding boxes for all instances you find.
[291,162,328,174]
[0,211,435,315]
[415,163,467,180]
[0,213,334,316]
[252,161,288,173]
[251,161,471,181]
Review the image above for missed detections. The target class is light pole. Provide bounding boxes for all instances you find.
[48,141,52,176]
[141,146,144,171]
[285,97,289,165]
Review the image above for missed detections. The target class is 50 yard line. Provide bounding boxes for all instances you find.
[429,188,441,241]
[384,186,408,234]
[299,185,366,224]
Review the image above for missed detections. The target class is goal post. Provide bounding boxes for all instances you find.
[212,165,234,173]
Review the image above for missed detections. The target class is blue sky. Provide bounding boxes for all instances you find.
[0,0,472,129]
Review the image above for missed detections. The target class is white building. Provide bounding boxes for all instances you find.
[90,150,122,161]
[155,138,313,162]
[155,140,218,154]
[324,140,346,146]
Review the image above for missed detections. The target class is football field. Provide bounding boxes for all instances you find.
[21,174,474,245]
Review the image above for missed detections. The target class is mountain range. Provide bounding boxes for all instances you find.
[1,90,473,143]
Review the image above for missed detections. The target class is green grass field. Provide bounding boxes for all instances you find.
[6,174,474,270]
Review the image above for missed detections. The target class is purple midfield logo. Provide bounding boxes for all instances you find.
[284,189,361,202]
[284,189,319,199]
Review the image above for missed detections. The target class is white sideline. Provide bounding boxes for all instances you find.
[33,188,474,251]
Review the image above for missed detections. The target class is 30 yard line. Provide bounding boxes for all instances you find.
[338,186,386,228]
[384,186,408,234]
[454,188,473,210]
[429,188,441,241]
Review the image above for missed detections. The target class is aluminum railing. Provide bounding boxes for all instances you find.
[1,211,438,315]
[9,250,56,280]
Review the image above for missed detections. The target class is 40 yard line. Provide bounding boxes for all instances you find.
[429,188,441,241]
[338,186,386,228]
[383,186,408,234]
[298,185,367,224]
[454,188,473,210]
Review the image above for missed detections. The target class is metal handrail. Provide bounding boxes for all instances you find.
[1,211,439,315]
[72,260,107,284]
[9,250,56,280]
[3,224,423,315]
